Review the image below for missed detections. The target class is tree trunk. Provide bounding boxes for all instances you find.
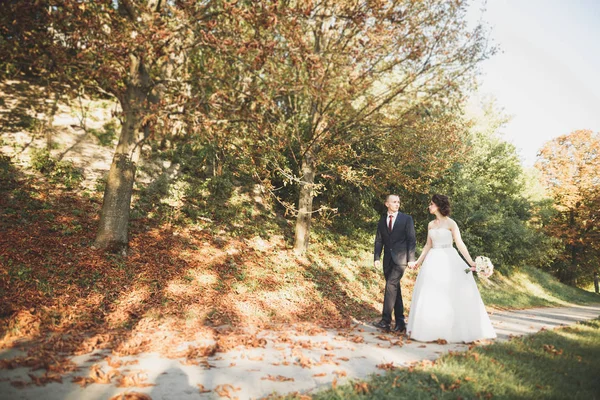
[569,208,578,285]
[94,56,148,254]
[294,150,316,254]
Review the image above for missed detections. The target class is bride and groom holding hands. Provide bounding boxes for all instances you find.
[373,194,496,343]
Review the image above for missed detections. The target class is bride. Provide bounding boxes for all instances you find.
[407,194,496,343]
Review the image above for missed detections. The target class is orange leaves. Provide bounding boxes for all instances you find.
[294,352,313,369]
[25,372,62,386]
[543,344,564,356]
[349,335,364,344]
[108,393,152,400]
[89,364,118,384]
[72,364,120,387]
[261,374,294,382]
[216,333,267,352]
[116,371,155,388]
[197,384,211,393]
[214,384,241,399]
[376,362,397,371]
[436,376,461,392]
[354,381,370,394]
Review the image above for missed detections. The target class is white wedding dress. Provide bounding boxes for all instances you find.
[407,229,497,343]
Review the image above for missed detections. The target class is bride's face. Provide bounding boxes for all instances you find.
[428,201,438,214]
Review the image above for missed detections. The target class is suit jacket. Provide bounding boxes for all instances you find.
[374,212,416,269]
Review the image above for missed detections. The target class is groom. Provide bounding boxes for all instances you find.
[373,194,416,333]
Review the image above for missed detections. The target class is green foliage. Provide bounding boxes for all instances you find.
[89,120,119,147]
[30,148,83,189]
[400,99,556,273]
[479,265,599,309]
[15,114,40,130]
[0,153,13,183]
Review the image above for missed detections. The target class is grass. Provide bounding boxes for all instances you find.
[477,265,599,310]
[302,318,600,400]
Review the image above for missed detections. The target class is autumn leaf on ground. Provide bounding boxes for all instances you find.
[27,372,62,386]
[73,365,118,386]
[354,381,369,394]
[419,359,435,368]
[199,360,216,369]
[543,344,563,356]
[10,380,29,388]
[197,384,211,393]
[436,339,448,345]
[294,352,312,368]
[214,383,241,399]
[72,376,95,388]
[333,370,347,377]
[350,335,364,343]
[261,374,294,382]
[106,357,122,368]
[108,393,152,400]
[116,372,155,388]
[376,362,396,371]
[337,357,349,361]
[313,373,326,377]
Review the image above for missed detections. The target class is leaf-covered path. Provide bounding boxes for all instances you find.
[1,304,599,400]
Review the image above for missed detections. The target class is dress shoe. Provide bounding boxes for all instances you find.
[373,320,391,330]
[393,321,406,333]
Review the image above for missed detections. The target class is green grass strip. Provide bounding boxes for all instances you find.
[302,318,600,400]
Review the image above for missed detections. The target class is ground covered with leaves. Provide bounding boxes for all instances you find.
[0,155,387,370]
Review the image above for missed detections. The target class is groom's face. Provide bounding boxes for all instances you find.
[385,195,400,213]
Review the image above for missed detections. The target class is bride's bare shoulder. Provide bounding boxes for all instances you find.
[448,218,459,229]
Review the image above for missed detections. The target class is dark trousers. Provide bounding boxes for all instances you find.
[382,263,406,324]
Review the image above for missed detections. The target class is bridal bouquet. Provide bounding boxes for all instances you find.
[465,256,494,278]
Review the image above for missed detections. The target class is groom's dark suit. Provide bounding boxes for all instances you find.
[374,212,416,325]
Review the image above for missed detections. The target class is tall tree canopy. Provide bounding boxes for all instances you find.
[1,0,268,253]
[535,130,600,284]
[236,0,493,252]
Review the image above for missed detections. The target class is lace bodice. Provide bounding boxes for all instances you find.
[430,228,453,248]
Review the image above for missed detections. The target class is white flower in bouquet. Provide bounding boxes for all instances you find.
[465,256,494,278]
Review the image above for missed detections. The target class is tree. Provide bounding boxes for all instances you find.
[0,1,249,253]
[241,0,492,253]
[535,130,600,284]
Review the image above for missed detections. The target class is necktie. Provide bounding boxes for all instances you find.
[388,215,393,232]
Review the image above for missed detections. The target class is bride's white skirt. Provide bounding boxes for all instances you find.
[407,247,497,343]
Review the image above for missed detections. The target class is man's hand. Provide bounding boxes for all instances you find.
[374,260,380,269]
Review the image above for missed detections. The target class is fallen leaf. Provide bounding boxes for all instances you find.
[109,393,153,400]
[197,384,211,393]
[261,374,294,382]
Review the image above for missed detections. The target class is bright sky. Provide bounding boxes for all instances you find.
[469,0,600,166]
